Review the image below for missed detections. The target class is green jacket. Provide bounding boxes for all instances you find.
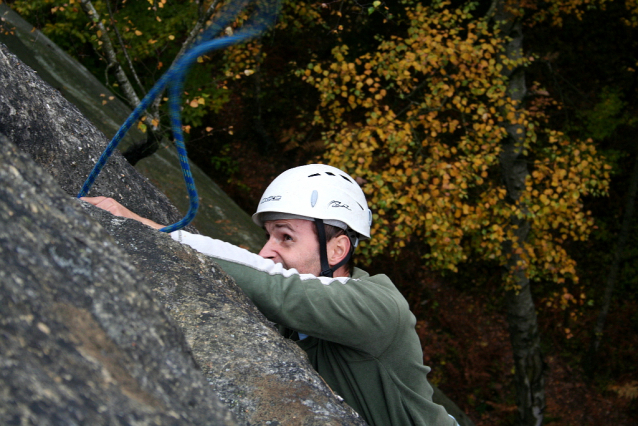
[172,231,457,426]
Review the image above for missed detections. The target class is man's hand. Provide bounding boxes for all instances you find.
[81,196,136,218]
[81,196,164,230]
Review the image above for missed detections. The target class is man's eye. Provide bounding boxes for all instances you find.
[283,234,293,241]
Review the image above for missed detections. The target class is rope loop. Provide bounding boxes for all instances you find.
[78,0,281,233]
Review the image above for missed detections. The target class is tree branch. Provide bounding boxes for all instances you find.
[180,0,223,60]
[151,0,222,112]
[78,0,142,109]
[105,0,147,97]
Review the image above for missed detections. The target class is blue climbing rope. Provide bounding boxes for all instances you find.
[78,0,280,233]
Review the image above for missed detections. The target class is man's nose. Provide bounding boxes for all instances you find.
[259,238,276,259]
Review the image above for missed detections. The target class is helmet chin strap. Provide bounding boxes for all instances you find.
[315,218,353,278]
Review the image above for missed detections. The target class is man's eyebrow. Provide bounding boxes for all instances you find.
[273,222,295,232]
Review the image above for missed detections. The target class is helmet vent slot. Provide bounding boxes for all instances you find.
[340,175,352,183]
[325,172,335,176]
[308,173,321,177]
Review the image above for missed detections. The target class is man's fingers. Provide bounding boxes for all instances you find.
[81,196,118,213]
[81,196,130,217]
[80,196,108,207]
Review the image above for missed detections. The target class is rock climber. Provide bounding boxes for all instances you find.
[83,163,458,426]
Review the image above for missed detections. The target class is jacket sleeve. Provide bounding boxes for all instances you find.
[171,230,402,355]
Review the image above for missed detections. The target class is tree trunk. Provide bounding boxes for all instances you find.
[586,151,638,375]
[492,1,546,424]
[78,0,142,108]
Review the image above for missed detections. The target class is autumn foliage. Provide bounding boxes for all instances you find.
[302,1,609,291]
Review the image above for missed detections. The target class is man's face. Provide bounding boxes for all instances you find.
[259,219,321,275]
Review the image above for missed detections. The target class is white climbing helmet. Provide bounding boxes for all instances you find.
[253,164,372,240]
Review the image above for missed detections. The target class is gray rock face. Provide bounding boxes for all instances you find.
[0,43,366,425]
[0,4,143,150]
[0,137,237,425]
[0,42,187,231]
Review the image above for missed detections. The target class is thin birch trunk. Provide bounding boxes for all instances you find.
[491,1,546,424]
[78,0,142,109]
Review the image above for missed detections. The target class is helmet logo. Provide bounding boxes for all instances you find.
[329,200,351,210]
[260,195,281,204]
[311,190,318,207]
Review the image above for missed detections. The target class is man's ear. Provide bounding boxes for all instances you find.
[327,234,351,267]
